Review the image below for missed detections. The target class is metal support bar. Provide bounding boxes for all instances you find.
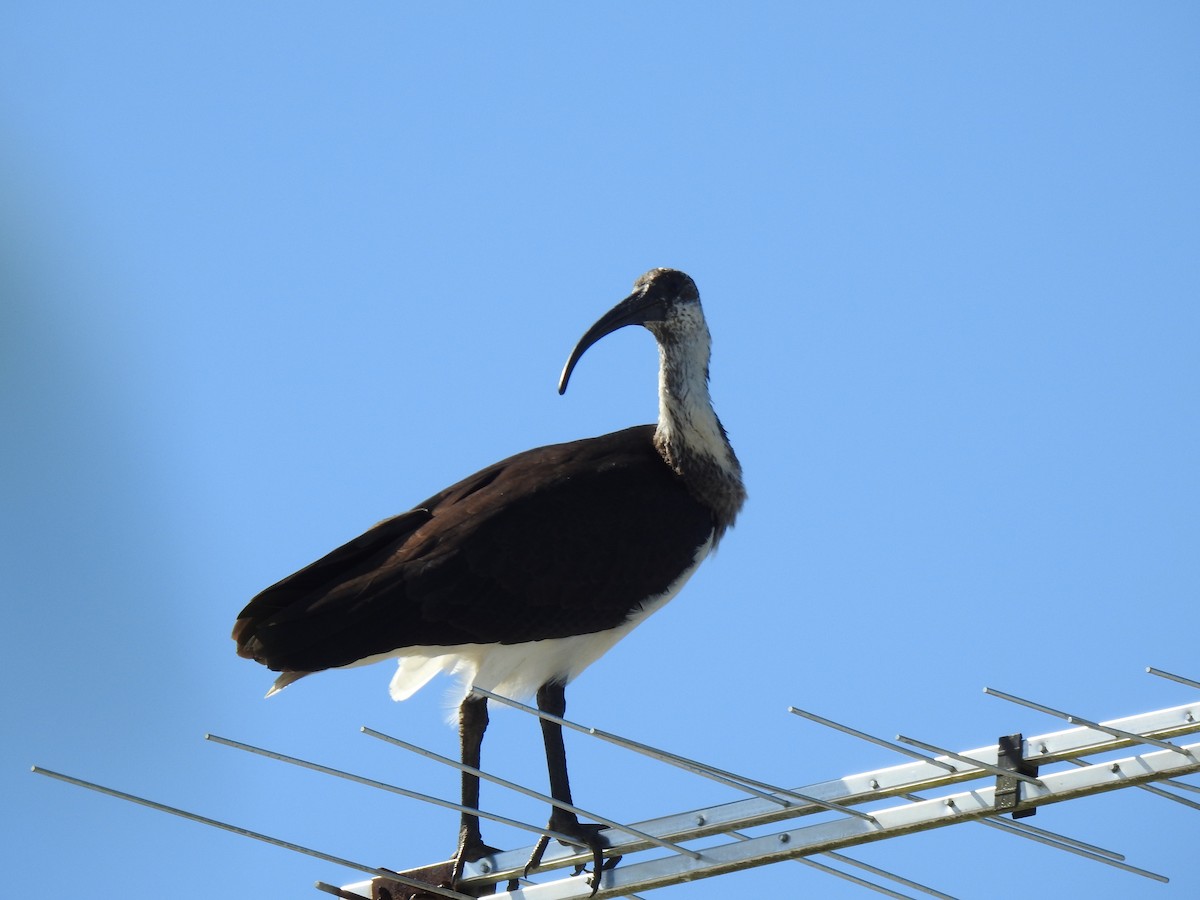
[463,701,1198,882]
[726,831,959,900]
[475,741,1199,899]
[378,703,1200,891]
[1062,757,1200,812]
[897,791,1167,880]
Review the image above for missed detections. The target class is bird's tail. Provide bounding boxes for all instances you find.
[265,670,310,697]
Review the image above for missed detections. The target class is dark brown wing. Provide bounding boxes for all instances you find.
[233,425,715,675]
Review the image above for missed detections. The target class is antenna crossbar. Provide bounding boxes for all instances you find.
[31,668,1198,899]
[462,739,1200,899]
[455,700,1198,882]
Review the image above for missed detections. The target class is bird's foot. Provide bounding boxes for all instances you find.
[451,835,502,891]
[525,819,618,896]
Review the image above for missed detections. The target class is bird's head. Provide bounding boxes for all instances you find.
[558,268,704,394]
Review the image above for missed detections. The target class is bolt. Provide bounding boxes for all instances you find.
[695,814,706,826]
[1111,763,1122,773]
[869,779,880,790]
[779,832,791,844]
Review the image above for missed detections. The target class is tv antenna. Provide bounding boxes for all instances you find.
[34,665,1199,899]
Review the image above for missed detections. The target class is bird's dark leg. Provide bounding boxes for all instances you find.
[525,681,614,894]
[452,693,499,886]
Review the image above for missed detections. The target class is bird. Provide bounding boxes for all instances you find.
[232,267,746,892]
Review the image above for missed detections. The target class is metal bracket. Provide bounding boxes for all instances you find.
[371,861,495,900]
[994,732,1039,819]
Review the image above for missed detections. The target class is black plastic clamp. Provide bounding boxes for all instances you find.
[994,732,1039,819]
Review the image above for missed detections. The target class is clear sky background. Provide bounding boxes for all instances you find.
[3,4,1197,899]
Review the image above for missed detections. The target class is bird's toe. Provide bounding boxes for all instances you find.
[524,819,616,896]
[451,837,502,889]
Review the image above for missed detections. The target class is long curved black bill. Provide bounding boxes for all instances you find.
[558,287,666,394]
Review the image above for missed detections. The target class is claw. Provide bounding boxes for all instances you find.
[524,821,612,896]
[524,834,552,877]
[452,836,501,889]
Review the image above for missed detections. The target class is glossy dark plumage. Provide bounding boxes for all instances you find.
[233,425,714,675]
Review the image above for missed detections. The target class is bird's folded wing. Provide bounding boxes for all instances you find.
[232,426,714,674]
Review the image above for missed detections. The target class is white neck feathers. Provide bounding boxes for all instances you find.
[649,306,745,530]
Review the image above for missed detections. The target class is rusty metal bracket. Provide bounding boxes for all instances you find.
[371,861,496,900]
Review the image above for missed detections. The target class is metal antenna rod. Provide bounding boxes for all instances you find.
[984,820,1167,883]
[31,767,472,900]
[726,830,958,900]
[465,741,1197,900]
[473,688,875,821]
[894,734,1044,785]
[796,855,921,900]
[1108,778,1200,813]
[462,697,1200,886]
[1147,666,1200,691]
[896,791,1164,882]
[983,687,1194,756]
[472,688,798,811]
[1064,715,1195,757]
[1159,777,1200,796]
[205,733,582,847]
[361,726,702,860]
[822,850,960,900]
[978,816,1124,861]
[1062,757,1200,812]
[787,706,958,773]
[896,789,1124,861]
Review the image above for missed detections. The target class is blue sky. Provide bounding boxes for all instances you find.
[3,4,1198,898]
